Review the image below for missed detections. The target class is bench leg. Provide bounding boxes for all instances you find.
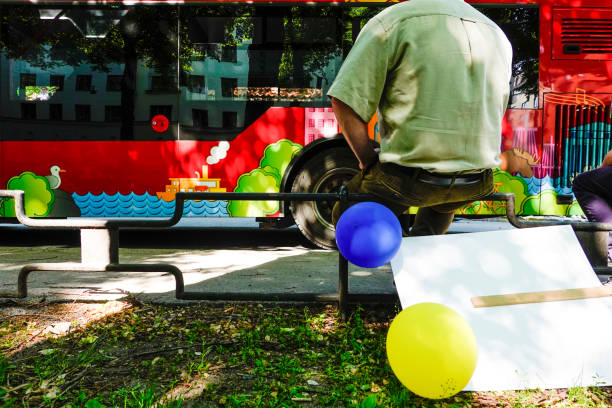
[2,262,185,299]
[81,228,119,266]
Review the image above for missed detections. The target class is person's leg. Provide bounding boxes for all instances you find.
[331,161,411,226]
[409,207,455,236]
[408,169,495,236]
[572,167,612,260]
[333,163,495,237]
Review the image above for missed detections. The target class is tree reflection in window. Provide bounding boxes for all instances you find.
[0,4,179,140]
[179,5,348,138]
[478,6,540,109]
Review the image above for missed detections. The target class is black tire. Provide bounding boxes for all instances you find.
[290,147,359,249]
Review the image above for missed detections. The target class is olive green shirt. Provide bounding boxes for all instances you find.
[327,0,513,173]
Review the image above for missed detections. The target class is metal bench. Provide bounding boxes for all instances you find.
[1,189,610,317]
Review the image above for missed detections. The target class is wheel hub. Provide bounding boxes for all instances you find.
[311,167,358,230]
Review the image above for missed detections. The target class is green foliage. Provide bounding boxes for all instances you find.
[259,139,302,178]
[0,171,54,217]
[360,394,378,408]
[0,357,16,405]
[521,189,573,216]
[459,170,529,216]
[178,6,253,67]
[459,170,581,216]
[84,399,107,408]
[567,200,585,216]
[228,140,302,217]
[0,356,12,384]
[228,167,280,217]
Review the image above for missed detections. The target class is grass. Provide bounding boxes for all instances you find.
[0,300,611,408]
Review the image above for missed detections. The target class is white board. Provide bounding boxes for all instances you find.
[390,225,612,391]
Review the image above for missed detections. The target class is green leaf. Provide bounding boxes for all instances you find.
[85,399,107,408]
[360,394,377,408]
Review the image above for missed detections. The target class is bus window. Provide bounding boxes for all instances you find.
[0,4,180,141]
[178,5,345,141]
[345,6,386,47]
[476,6,540,109]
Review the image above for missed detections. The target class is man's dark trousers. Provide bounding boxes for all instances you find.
[332,161,494,236]
[573,166,612,262]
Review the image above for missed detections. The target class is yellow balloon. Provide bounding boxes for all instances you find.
[386,302,478,399]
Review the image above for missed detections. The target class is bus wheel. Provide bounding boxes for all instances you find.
[290,146,359,249]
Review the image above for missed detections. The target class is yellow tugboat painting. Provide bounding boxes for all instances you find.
[156,165,226,202]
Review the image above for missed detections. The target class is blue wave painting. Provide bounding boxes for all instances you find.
[72,192,229,217]
[522,175,574,198]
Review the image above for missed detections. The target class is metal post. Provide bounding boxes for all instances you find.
[338,253,349,320]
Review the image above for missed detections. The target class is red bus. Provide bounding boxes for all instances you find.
[0,0,610,248]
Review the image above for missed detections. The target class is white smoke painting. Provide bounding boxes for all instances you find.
[206,141,230,165]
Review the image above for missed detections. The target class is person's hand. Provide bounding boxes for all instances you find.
[359,150,379,170]
[600,149,612,167]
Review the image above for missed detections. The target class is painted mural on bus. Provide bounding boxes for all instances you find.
[1,0,611,248]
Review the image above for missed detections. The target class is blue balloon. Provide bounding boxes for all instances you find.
[335,202,402,268]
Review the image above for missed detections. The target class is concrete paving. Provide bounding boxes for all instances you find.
[0,218,518,304]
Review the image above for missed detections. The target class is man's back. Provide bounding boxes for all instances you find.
[328,0,513,173]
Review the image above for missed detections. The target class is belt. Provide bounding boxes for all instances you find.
[381,162,489,186]
[416,169,488,186]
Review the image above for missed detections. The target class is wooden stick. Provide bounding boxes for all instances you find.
[471,285,612,308]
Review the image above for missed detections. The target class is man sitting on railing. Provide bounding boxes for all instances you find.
[573,149,612,264]
[326,0,512,236]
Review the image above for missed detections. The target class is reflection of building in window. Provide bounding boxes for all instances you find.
[105,105,122,122]
[49,104,63,121]
[221,46,237,63]
[192,109,208,129]
[279,88,322,101]
[150,76,177,93]
[234,86,278,100]
[222,111,238,128]
[232,86,322,101]
[150,76,163,91]
[510,75,538,109]
[25,86,56,101]
[75,75,92,92]
[20,74,36,89]
[188,16,232,44]
[187,75,205,93]
[21,103,36,120]
[2,4,346,141]
[521,96,538,109]
[39,87,49,100]
[50,75,64,91]
[221,78,237,98]
[106,75,122,92]
[150,105,172,121]
[75,105,91,121]
[316,76,323,89]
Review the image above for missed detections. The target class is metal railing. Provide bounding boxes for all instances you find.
[1,189,610,317]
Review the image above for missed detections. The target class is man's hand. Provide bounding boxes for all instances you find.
[601,149,612,167]
[331,97,378,170]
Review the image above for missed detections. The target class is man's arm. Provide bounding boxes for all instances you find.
[331,97,378,170]
[601,149,612,167]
